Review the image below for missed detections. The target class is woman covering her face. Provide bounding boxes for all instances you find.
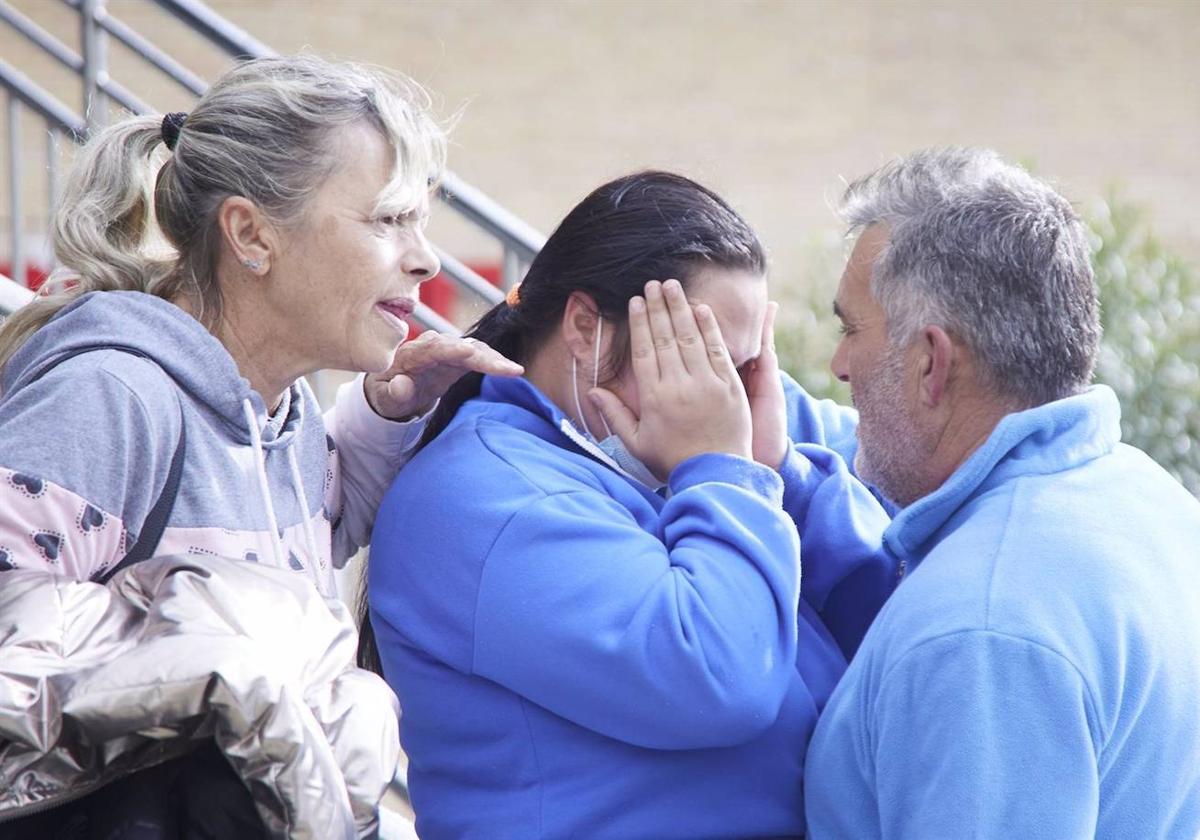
[367,171,898,839]
[0,55,518,836]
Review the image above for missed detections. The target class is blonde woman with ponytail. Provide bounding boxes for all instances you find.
[0,55,518,839]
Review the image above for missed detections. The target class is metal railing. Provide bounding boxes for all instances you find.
[1,0,544,331]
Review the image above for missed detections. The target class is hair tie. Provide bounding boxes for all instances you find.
[505,283,522,308]
[161,111,188,151]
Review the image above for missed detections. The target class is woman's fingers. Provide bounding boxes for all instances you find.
[662,279,708,374]
[449,337,524,376]
[694,303,740,384]
[644,281,684,377]
[393,332,521,376]
[608,279,753,477]
[627,294,659,386]
[745,302,789,469]
[761,301,778,358]
[745,302,780,396]
[588,386,638,445]
[364,332,522,420]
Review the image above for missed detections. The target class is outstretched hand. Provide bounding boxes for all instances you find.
[588,279,753,481]
[364,330,523,420]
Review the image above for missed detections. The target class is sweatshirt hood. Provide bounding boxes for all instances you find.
[2,291,304,446]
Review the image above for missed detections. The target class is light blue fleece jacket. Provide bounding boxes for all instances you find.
[805,386,1200,839]
[369,373,895,840]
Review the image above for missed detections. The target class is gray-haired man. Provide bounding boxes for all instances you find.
[804,148,1200,839]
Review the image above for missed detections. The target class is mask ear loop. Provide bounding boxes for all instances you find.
[571,354,595,441]
[571,312,614,441]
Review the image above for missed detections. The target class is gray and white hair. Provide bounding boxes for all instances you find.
[840,146,1100,407]
[0,54,446,370]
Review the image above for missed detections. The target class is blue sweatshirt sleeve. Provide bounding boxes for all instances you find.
[872,631,1101,839]
[777,443,896,658]
[470,453,801,751]
[777,374,895,657]
[781,372,899,514]
[781,372,860,465]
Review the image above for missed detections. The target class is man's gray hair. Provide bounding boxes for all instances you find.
[840,147,1100,407]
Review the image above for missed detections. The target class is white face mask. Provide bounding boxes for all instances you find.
[568,317,665,491]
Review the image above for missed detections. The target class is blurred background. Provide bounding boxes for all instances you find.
[3,0,1198,492]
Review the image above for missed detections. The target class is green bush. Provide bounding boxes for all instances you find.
[774,196,1200,496]
[1088,194,1200,495]
[774,231,849,404]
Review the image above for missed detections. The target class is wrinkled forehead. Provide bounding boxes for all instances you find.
[339,120,438,218]
[312,121,433,218]
[837,224,890,310]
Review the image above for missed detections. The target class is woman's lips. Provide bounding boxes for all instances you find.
[376,300,416,340]
[377,298,416,320]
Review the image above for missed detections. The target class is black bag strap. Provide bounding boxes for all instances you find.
[28,345,186,584]
[96,418,185,584]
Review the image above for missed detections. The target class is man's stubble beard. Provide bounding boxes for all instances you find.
[852,345,937,509]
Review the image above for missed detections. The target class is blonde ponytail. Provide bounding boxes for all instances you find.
[0,116,177,370]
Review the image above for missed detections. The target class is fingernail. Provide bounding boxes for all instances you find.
[630,297,645,312]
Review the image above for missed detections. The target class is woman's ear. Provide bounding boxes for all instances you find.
[217,196,275,275]
[562,291,601,358]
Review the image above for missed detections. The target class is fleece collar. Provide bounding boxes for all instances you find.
[476,374,662,491]
[884,385,1122,567]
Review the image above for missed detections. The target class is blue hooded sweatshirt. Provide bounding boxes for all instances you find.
[0,291,424,591]
[805,386,1200,839]
[369,373,895,840]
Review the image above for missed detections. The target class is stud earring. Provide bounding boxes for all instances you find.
[242,257,263,271]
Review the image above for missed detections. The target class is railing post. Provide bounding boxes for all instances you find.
[501,244,521,290]
[80,0,109,132]
[6,93,24,288]
[46,126,59,223]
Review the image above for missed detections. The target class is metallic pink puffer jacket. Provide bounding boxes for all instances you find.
[0,555,400,839]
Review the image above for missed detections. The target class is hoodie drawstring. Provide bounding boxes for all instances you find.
[242,399,288,567]
[286,446,325,577]
[242,398,326,594]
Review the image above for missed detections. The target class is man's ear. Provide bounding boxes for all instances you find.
[562,291,601,359]
[217,195,275,275]
[918,324,956,408]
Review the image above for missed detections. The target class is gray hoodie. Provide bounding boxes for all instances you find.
[0,291,423,594]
